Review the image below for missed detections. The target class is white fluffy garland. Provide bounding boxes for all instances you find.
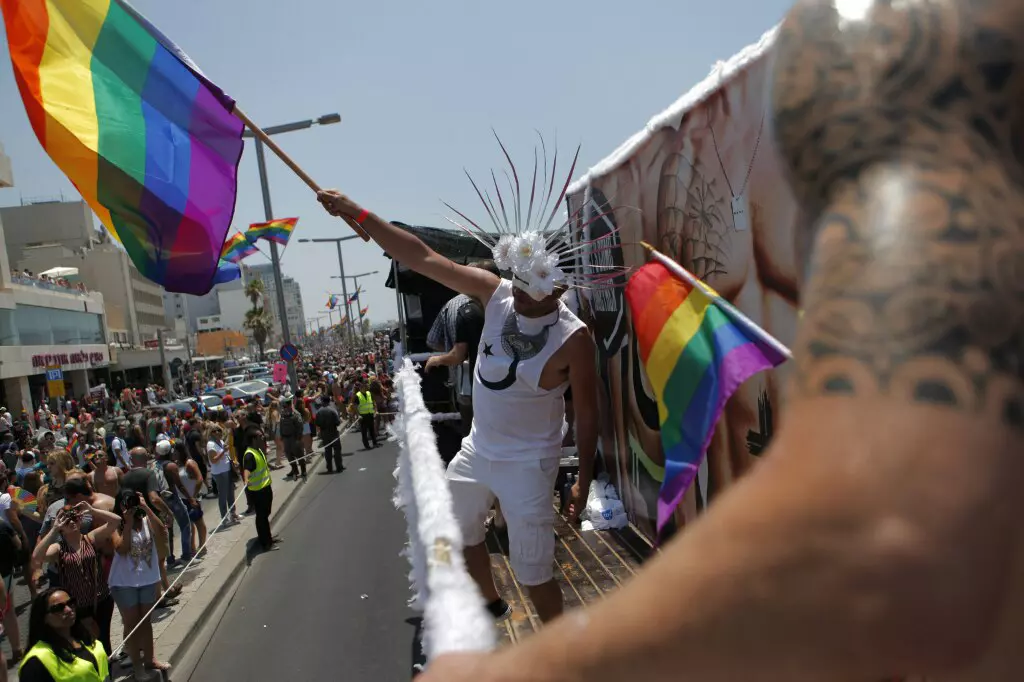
[393,358,496,658]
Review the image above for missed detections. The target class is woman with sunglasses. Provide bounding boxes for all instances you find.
[108,490,170,677]
[18,588,109,682]
[31,501,119,654]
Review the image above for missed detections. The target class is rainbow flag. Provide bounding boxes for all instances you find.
[1,0,245,295]
[359,306,369,317]
[220,233,258,264]
[246,217,298,246]
[625,260,788,534]
[327,295,338,310]
[11,487,37,514]
[213,259,240,284]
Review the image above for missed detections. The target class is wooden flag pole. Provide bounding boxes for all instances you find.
[640,241,792,360]
[233,107,370,242]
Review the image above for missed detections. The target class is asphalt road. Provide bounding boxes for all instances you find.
[185,433,417,682]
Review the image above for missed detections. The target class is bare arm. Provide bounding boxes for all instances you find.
[31,526,60,568]
[424,343,469,372]
[318,191,500,304]
[147,491,172,521]
[425,2,1024,681]
[565,331,598,493]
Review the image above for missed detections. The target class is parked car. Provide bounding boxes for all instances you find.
[199,395,224,411]
[212,380,271,405]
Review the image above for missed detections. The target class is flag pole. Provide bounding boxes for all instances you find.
[639,241,793,360]
[232,107,370,242]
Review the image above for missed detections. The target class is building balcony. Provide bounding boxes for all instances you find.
[9,274,91,297]
[0,143,12,188]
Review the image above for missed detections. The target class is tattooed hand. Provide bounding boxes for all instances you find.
[772,0,1024,428]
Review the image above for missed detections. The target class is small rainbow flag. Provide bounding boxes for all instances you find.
[246,217,298,246]
[1,0,244,295]
[359,306,369,317]
[11,487,37,514]
[625,259,788,534]
[220,233,258,264]
[326,295,338,310]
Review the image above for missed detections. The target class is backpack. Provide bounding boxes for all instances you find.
[150,460,171,498]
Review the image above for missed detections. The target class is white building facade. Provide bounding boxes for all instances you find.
[0,146,111,416]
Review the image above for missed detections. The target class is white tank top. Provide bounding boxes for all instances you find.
[466,280,585,461]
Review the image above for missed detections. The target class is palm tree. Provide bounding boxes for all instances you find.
[244,308,273,361]
[245,278,265,312]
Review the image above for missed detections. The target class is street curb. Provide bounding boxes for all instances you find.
[160,444,331,669]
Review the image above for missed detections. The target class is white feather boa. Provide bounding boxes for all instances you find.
[393,358,496,658]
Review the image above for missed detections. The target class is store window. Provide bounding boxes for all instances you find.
[0,305,104,346]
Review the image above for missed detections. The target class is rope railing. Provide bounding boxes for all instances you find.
[393,357,495,660]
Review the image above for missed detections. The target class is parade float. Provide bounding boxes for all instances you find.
[566,25,799,542]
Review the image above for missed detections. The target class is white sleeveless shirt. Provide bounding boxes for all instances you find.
[465,280,585,462]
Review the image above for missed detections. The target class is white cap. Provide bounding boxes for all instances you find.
[155,440,172,456]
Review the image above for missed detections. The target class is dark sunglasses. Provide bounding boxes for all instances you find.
[48,597,76,614]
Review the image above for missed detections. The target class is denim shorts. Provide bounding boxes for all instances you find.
[110,583,159,609]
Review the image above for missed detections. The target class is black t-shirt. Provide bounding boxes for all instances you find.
[121,468,158,499]
[0,518,19,576]
[315,405,341,439]
[454,299,486,371]
[185,429,202,460]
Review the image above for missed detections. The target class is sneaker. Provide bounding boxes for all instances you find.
[485,598,512,621]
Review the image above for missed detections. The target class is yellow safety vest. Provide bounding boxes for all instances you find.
[356,391,375,415]
[245,447,271,491]
[20,638,109,682]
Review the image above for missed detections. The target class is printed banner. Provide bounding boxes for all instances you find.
[567,31,800,540]
[272,362,289,384]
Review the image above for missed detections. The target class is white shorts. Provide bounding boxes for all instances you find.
[446,450,560,587]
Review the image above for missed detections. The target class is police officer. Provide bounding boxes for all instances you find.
[241,426,279,552]
[278,396,307,481]
[351,380,378,450]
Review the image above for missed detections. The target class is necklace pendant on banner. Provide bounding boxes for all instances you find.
[731,193,749,232]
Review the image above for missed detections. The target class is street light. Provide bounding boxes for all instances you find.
[332,270,379,339]
[298,235,360,339]
[242,112,341,391]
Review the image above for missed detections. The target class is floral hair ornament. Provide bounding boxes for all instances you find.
[442,132,629,301]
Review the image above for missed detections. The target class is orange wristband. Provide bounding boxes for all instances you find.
[354,209,370,224]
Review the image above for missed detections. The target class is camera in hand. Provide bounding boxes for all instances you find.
[126,493,146,519]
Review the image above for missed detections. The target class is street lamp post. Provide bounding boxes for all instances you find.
[243,113,340,391]
[332,270,378,339]
[298,236,360,340]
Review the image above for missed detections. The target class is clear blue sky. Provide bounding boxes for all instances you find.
[0,0,791,328]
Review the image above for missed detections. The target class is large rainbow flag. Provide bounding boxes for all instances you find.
[246,217,298,246]
[220,233,257,264]
[326,294,338,310]
[1,0,244,295]
[625,260,788,535]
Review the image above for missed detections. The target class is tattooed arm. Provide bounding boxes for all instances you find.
[420,1,1024,681]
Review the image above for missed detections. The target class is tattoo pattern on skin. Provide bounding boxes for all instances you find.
[770,0,1024,428]
[658,154,732,280]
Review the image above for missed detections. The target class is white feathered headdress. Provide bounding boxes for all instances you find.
[443,133,627,301]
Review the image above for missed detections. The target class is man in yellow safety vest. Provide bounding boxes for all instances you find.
[241,426,280,552]
[351,379,379,450]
